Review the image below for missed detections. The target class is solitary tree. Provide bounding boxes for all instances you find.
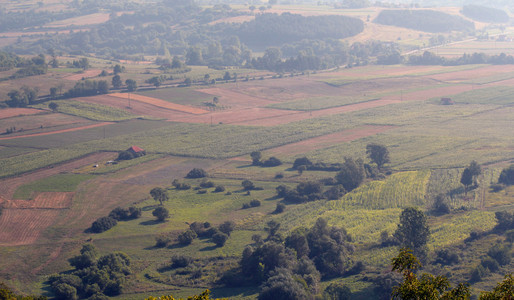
[125,79,137,92]
[250,151,262,165]
[150,187,168,205]
[394,207,430,259]
[112,75,122,89]
[366,143,390,169]
[460,168,473,195]
[49,102,59,112]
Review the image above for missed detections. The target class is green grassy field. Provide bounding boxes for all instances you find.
[31,100,142,121]
[13,173,94,199]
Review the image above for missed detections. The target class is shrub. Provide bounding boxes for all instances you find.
[274,203,286,214]
[214,185,225,192]
[293,157,313,169]
[242,203,251,209]
[250,199,261,207]
[470,264,488,283]
[274,172,284,179]
[152,207,169,222]
[498,164,514,185]
[172,179,191,190]
[219,221,235,236]
[481,257,500,272]
[155,234,172,247]
[91,217,117,233]
[323,185,346,200]
[488,244,511,265]
[171,255,192,268]
[178,230,197,245]
[117,150,134,161]
[186,168,207,178]
[506,229,514,243]
[490,183,505,192]
[197,189,207,194]
[434,249,460,265]
[242,180,255,190]
[261,156,282,167]
[212,232,228,247]
[199,180,214,188]
[432,194,450,215]
[109,206,141,221]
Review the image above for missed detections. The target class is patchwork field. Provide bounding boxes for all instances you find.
[0,59,513,298]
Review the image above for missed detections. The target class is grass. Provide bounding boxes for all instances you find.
[428,86,514,105]
[13,173,94,199]
[266,95,380,111]
[31,100,142,121]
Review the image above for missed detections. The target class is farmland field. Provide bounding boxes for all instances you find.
[1,26,514,298]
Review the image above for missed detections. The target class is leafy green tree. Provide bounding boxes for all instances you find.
[242,180,255,191]
[112,75,122,89]
[479,274,514,300]
[394,208,430,259]
[69,244,97,269]
[97,80,109,94]
[150,187,168,205]
[219,221,235,236]
[91,216,117,233]
[48,102,59,112]
[212,232,228,247]
[461,168,473,195]
[178,229,197,245]
[366,143,390,169]
[499,164,514,185]
[323,282,351,300]
[250,151,262,165]
[171,56,183,69]
[258,268,310,300]
[391,248,470,300]
[113,64,123,74]
[152,207,169,222]
[125,79,137,92]
[335,158,365,192]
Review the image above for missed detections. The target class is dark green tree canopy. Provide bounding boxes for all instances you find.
[366,143,390,169]
[394,208,430,256]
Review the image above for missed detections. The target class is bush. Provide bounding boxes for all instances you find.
[490,183,505,192]
[197,189,207,194]
[481,257,500,272]
[172,179,191,190]
[219,221,235,236]
[293,157,313,169]
[242,179,255,190]
[261,156,282,167]
[506,229,514,243]
[470,264,488,283]
[212,232,229,247]
[152,207,169,222]
[274,172,284,179]
[433,249,460,265]
[178,229,197,245]
[155,234,172,248]
[186,168,208,178]
[432,194,450,215]
[498,164,514,185]
[250,199,261,207]
[242,203,251,209]
[171,255,192,268]
[214,185,225,192]
[274,203,286,214]
[91,217,117,233]
[117,150,134,161]
[199,180,214,188]
[109,206,141,221]
[488,244,511,265]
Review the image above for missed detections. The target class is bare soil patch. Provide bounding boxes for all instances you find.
[44,13,110,28]
[426,65,514,82]
[265,125,395,156]
[0,108,44,119]
[0,122,112,140]
[109,93,209,114]
[209,15,255,25]
[4,192,73,209]
[0,113,91,136]
[0,209,61,246]
[197,87,279,108]
[64,69,103,81]
[0,152,115,201]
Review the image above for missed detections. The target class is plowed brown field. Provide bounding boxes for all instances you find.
[0,108,43,119]
[4,192,73,209]
[109,93,209,114]
[0,209,61,246]
[0,122,112,140]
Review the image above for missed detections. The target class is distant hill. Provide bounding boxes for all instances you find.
[373,9,474,33]
[235,13,364,49]
[461,5,509,23]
